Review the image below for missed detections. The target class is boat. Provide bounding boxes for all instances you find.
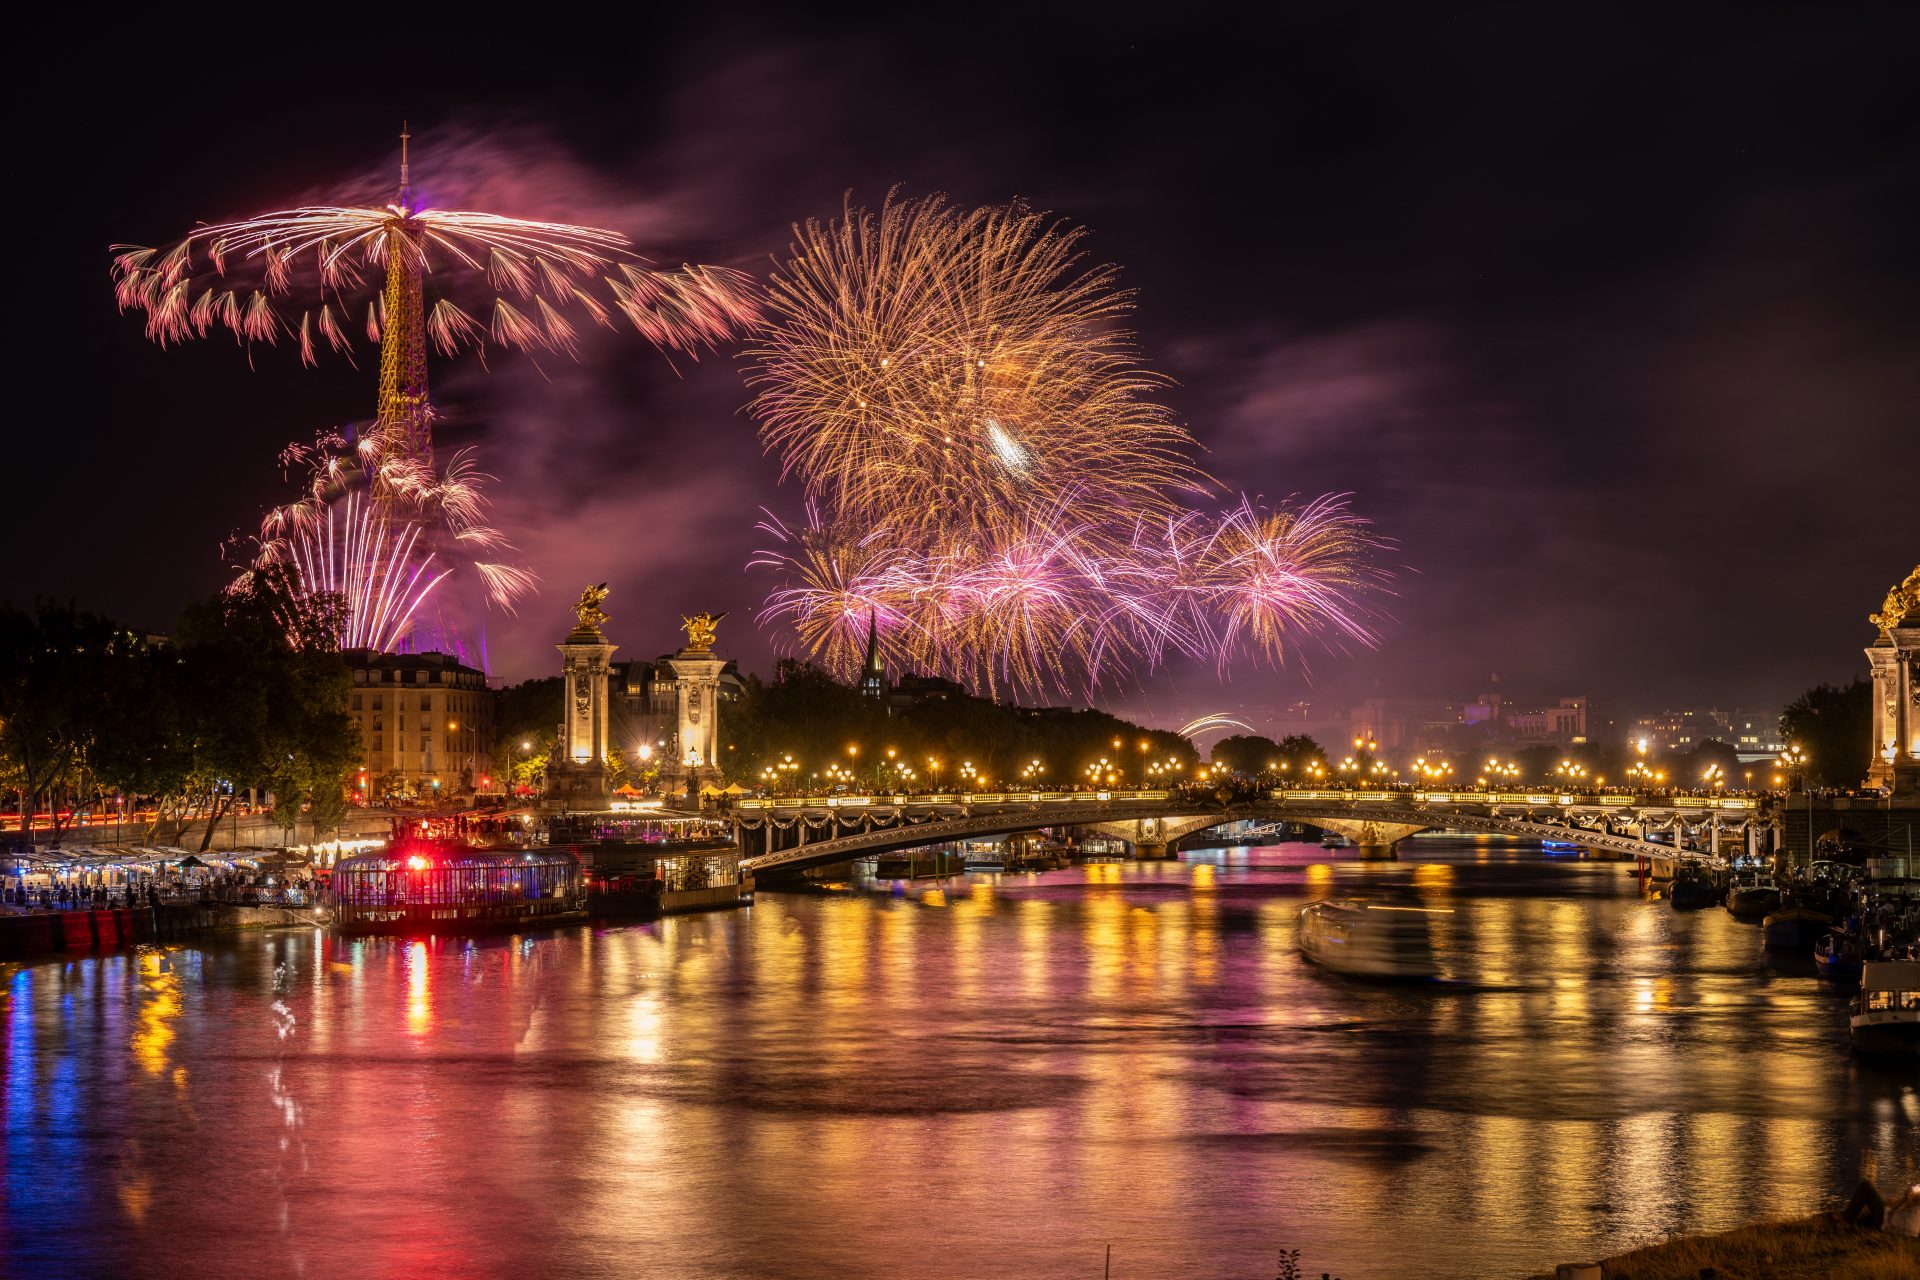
[1541,839,1584,856]
[329,840,587,936]
[1668,873,1718,911]
[1725,875,1782,922]
[1295,898,1441,979]
[1814,932,1863,983]
[1849,961,1920,1057]
[1762,901,1832,949]
[1320,832,1351,849]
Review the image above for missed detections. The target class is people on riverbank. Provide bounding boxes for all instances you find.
[2,866,320,913]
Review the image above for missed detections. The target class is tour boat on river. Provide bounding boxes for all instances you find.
[1296,898,1441,979]
[1850,961,1920,1057]
[1726,874,1782,922]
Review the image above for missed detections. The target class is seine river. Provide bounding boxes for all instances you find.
[5,839,1916,1279]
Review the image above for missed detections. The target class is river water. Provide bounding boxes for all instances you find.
[4,839,1916,1279]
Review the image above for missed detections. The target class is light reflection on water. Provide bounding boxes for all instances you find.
[2,839,1915,1280]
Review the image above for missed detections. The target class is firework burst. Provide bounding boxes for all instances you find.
[746,193,1205,548]
[746,194,1387,697]
[1116,494,1384,673]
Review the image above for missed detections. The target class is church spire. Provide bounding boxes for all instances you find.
[859,609,887,700]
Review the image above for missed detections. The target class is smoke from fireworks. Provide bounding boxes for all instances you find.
[746,194,1387,698]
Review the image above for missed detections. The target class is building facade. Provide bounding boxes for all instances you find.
[608,656,746,768]
[344,649,497,800]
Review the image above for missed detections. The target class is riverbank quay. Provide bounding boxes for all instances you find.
[1534,1217,1919,1279]
[0,901,331,959]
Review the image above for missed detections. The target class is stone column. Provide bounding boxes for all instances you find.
[1899,638,1916,780]
[1866,635,1898,789]
[543,591,618,812]
[665,650,726,799]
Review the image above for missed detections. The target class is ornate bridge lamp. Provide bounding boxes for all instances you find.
[1778,744,1809,792]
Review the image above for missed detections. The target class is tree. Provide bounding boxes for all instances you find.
[718,659,1199,791]
[1780,679,1872,788]
[1209,734,1282,776]
[497,676,562,797]
[0,603,137,839]
[1272,734,1330,779]
[498,676,562,746]
[725,660,890,784]
[89,636,196,836]
[172,567,358,848]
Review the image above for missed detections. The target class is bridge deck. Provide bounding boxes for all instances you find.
[732,789,1757,873]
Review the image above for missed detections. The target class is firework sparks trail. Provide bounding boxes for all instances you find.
[112,129,758,469]
[243,422,534,656]
[1177,714,1259,742]
[259,491,451,652]
[746,194,1388,698]
[112,209,751,363]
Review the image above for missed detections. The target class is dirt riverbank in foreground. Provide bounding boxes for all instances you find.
[1531,1217,1919,1279]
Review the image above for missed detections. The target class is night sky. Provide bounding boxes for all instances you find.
[18,5,1918,727]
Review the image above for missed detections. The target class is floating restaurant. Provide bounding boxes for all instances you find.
[548,806,746,915]
[330,839,587,935]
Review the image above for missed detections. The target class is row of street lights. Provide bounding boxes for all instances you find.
[738,734,1816,797]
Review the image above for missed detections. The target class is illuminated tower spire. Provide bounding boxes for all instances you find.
[859,608,887,701]
[376,122,431,472]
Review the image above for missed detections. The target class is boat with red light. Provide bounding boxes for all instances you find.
[328,820,587,936]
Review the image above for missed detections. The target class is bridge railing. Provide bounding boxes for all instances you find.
[1271,789,1756,812]
[733,789,1175,811]
[732,787,1762,816]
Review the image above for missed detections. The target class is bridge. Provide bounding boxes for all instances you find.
[731,788,1770,874]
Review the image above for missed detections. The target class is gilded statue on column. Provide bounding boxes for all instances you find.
[574,583,611,633]
[1869,565,1920,633]
[680,610,726,652]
